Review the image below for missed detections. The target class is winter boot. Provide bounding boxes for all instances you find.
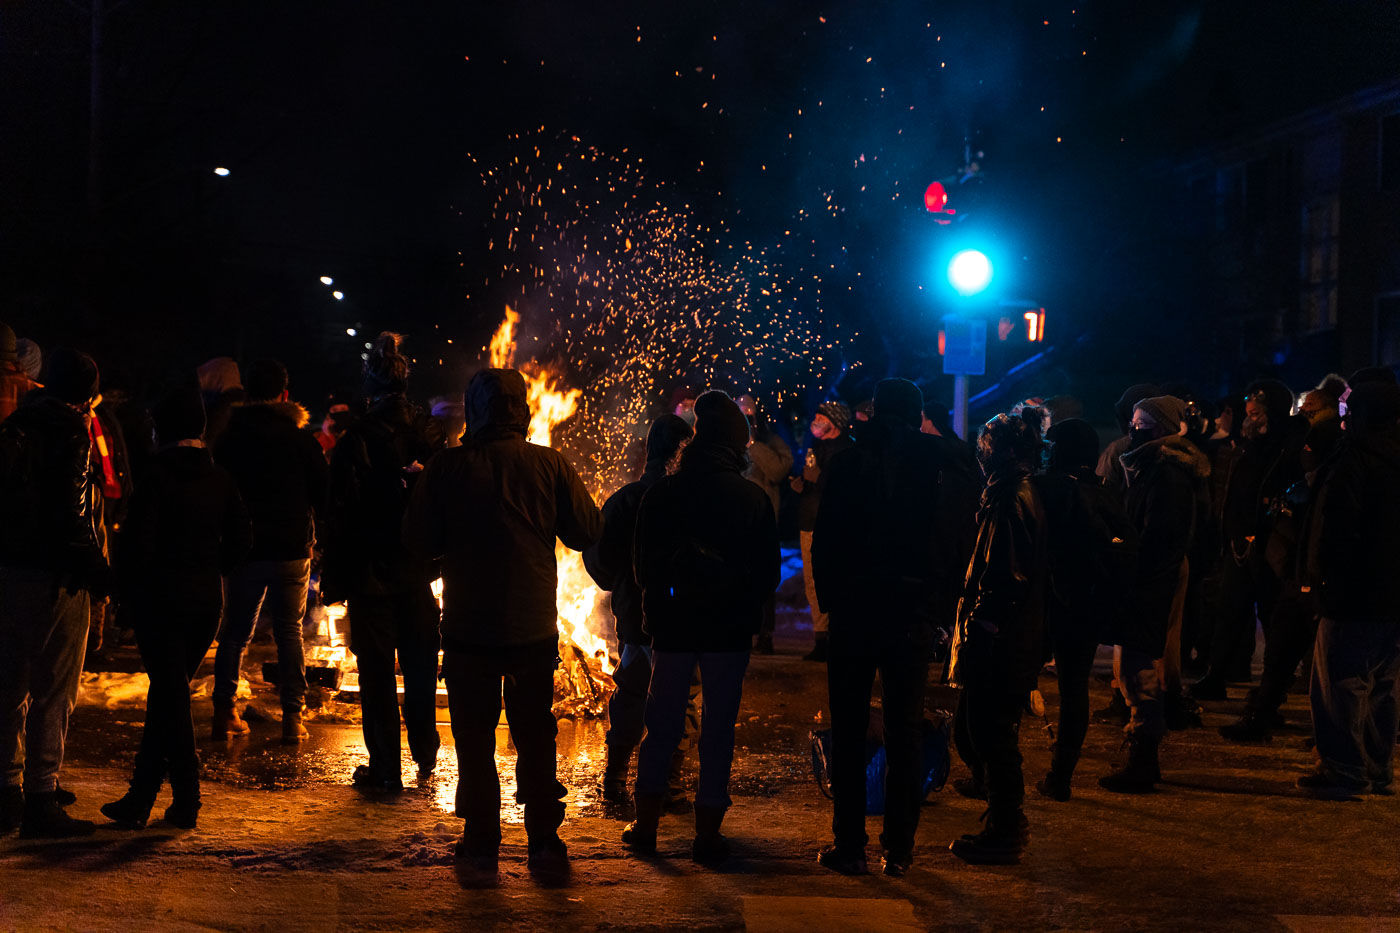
[803,633,829,663]
[1092,690,1130,725]
[817,844,869,875]
[53,783,77,807]
[601,747,631,803]
[1035,769,1073,802]
[1098,736,1161,793]
[692,804,731,865]
[621,792,663,855]
[19,792,96,839]
[1219,707,1274,744]
[526,833,570,877]
[949,809,1029,865]
[281,707,309,744]
[1164,690,1203,730]
[0,785,22,835]
[212,697,250,737]
[951,774,987,800]
[101,757,162,830]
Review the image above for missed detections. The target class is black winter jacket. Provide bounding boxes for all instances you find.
[0,393,106,585]
[811,415,978,647]
[1118,435,1210,655]
[401,370,602,651]
[118,445,252,619]
[323,395,439,601]
[583,468,664,646]
[949,466,1049,693]
[215,401,328,561]
[797,434,854,531]
[1304,425,1400,621]
[634,442,781,652]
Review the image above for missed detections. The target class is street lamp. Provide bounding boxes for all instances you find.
[948,249,993,296]
[943,248,995,438]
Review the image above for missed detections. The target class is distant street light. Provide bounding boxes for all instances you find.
[213,167,230,176]
[320,276,334,285]
[948,249,993,296]
[346,327,357,337]
[332,290,344,300]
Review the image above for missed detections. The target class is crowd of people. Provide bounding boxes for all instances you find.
[1,317,1397,882]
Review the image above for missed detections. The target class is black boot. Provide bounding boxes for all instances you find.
[102,753,163,829]
[1035,769,1072,802]
[949,809,1029,865]
[1164,690,1203,731]
[1098,736,1161,793]
[1219,707,1274,743]
[622,792,663,855]
[165,755,202,829]
[692,804,730,865]
[601,746,631,803]
[19,791,96,839]
[1092,691,1130,725]
[952,774,987,800]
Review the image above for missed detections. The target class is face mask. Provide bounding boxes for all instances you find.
[1128,427,1156,449]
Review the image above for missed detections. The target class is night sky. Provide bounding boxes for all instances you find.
[4,1,1398,411]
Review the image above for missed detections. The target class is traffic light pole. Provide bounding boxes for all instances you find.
[953,373,969,440]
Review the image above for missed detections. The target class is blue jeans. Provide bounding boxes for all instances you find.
[0,566,91,793]
[635,649,748,811]
[1310,617,1400,787]
[215,559,310,711]
[606,643,700,761]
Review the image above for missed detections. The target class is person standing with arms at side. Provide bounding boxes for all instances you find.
[323,334,442,794]
[100,382,251,830]
[583,414,693,802]
[792,401,852,662]
[0,350,112,838]
[212,359,328,743]
[624,391,780,865]
[403,368,601,874]
[813,379,977,876]
[948,412,1048,865]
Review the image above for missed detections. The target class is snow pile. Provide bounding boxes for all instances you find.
[77,671,150,709]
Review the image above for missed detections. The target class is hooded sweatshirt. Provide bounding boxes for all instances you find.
[401,368,602,650]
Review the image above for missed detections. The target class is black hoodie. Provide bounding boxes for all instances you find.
[401,369,602,650]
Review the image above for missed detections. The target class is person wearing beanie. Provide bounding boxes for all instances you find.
[0,348,109,838]
[323,333,442,794]
[1096,382,1163,495]
[1192,379,1309,703]
[0,323,39,424]
[792,399,854,662]
[737,393,794,654]
[402,367,601,874]
[812,378,979,876]
[1097,397,1210,793]
[196,357,245,449]
[212,358,327,744]
[626,390,779,865]
[1297,379,1400,798]
[14,338,41,383]
[584,414,695,802]
[100,382,251,831]
[1033,419,1137,801]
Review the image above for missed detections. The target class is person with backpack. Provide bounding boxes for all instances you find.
[212,359,329,743]
[811,379,978,877]
[582,414,695,802]
[1100,396,1210,793]
[624,391,780,865]
[100,381,251,830]
[0,349,112,838]
[1033,418,1138,801]
[323,334,442,794]
[402,367,601,875]
[948,411,1049,866]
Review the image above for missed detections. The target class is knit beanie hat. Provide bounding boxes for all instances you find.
[152,384,207,443]
[15,339,41,380]
[873,378,924,429]
[197,357,242,395]
[1045,417,1100,471]
[693,390,750,455]
[1115,383,1163,433]
[645,413,694,469]
[1134,395,1187,438]
[43,348,99,406]
[0,322,15,363]
[1345,382,1400,435]
[815,400,852,435]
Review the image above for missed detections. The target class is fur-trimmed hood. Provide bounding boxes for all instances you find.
[244,399,311,429]
[1120,433,1210,485]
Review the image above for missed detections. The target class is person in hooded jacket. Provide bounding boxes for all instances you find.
[1297,380,1400,798]
[1033,418,1137,801]
[1192,379,1306,701]
[213,359,329,743]
[323,334,442,794]
[1096,382,1163,496]
[0,349,112,838]
[812,379,978,877]
[100,382,251,831]
[947,411,1048,866]
[582,414,694,801]
[1099,396,1210,792]
[623,391,780,865]
[196,357,246,451]
[402,367,601,873]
